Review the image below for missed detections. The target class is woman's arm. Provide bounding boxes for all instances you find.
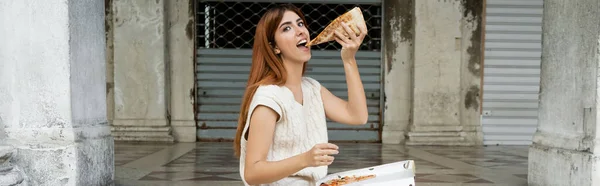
[244,106,307,184]
[320,22,369,125]
[244,105,338,185]
[321,62,368,125]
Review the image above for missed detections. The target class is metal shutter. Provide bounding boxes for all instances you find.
[195,49,381,142]
[194,1,383,142]
[482,0,543,145]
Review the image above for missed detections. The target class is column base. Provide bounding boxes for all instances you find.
[111,127,174,142]
[111,119,175,142]
[406,125,482,146]
[529,142,600,186]
[172,121,196,142]
[5,135,114,185]
[382,130,406,144]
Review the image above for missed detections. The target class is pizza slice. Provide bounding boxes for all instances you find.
[319,174,376,186]
[305,7,367,47]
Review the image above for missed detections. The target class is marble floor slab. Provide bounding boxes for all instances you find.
[114,142,529,186]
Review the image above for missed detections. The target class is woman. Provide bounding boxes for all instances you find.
[234,4,369,185]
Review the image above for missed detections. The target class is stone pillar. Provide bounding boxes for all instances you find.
[382,0,414,144]
[528,0,600,185]
[0,0,114,185]
[109,0,174,142]
[406,0,483,145]
[458,0,485,145]
[166,0,197,142]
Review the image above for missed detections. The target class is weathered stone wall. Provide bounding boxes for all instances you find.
[458,0,484,144]
[109,0,173,141]
[106,0,196,142]
[382,0,414,144]
[382,0,483,145]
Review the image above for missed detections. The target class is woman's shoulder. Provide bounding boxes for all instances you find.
[254,84,286,97]
[302,76,322,90]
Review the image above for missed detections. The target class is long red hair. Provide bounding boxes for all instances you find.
[234,4,308,158]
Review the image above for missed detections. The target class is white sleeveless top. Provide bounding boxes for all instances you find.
[239,77,329,186]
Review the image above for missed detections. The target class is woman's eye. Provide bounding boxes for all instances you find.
[298,22,304,27]
[283,26,290,31]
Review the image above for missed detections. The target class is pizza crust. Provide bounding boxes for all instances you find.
[305,7,367,47]
[319,174,377,186]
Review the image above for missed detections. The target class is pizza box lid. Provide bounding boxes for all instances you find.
[316,160,416,186]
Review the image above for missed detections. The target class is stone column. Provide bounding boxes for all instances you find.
[109,0,174,142]
[166,0,197,142]
[0,0,114,185]
[382,0,415,144]
[528,0,600,185]
[406,0,483,145]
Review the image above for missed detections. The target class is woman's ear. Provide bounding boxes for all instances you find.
[269,42,280,54]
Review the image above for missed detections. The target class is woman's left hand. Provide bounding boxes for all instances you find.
[334,22,367,64]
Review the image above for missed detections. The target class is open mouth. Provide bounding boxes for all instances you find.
[297,39,308,50]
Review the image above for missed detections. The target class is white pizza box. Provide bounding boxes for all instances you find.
[316,160,416,186]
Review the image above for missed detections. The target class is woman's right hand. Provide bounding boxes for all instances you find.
[302,143,340,167]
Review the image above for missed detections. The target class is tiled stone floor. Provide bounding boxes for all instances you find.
[114,142,529,186]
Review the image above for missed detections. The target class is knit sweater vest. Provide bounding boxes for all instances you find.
[239,77,329,186]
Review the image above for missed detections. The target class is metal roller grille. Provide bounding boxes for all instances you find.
[195,1,382,51]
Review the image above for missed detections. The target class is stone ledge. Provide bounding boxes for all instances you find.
[406,141,476,146]
[410,125,480,132]
[408,131,462,137]
[406,125,482,146]
[111,125,175,142]
[111,131,172,137]
[409,136,464,142]
[111,126,171,132]
[113,136,174,142]
[112,119,168,127]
